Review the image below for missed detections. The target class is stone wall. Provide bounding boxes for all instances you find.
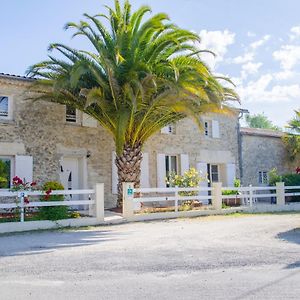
[240,128,295,186]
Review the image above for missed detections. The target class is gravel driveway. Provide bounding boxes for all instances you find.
[0,213,300,299]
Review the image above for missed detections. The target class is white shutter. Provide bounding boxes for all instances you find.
[161,126,170,134]
[196,162,209,203]
[226,163,236,187]
[82,113,98,128]
[212,120,220,138]
[180,154,189,175]
[15,155,33,183]
[112,152,118,194]
[157,153,166,187]
[141,153,150,188]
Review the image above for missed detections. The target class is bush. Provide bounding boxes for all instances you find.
[222,179,240,195]
[38,181,69,220]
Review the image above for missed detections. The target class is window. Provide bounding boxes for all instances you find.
[211,165,219,182]
[165,155,178,178]
[0,157,12,189]
[66,105,77,123]
[258,171,268,185]
[0,96,9,119]
[204,120,212,137]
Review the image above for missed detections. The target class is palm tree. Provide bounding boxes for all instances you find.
[283,110,300,161]
[27,0,238,207]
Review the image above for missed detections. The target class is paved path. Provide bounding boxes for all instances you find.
[0,214,300,299]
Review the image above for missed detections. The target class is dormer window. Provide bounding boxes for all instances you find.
[0,96,9,119]
[161,124,176,134]
[66,105,77,123]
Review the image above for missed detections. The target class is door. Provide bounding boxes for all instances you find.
[60,157,79,200]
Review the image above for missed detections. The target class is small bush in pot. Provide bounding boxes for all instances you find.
[38,181,69,220]
[222,179,241,206]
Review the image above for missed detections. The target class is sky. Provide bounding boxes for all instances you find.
[1,0,300,127]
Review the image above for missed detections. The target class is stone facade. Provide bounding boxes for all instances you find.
[2,74,294,208]
[240,128,294,186]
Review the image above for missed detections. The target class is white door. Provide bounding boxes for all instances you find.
[60,157,79,200]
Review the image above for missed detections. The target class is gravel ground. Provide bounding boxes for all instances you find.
[0,213,300,300]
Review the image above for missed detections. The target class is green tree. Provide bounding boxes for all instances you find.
[245,113,280,130]
[27,0,238,206]
[283,110,300,161]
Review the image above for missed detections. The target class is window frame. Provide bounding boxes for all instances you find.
[165,155,178,177]
[258,171,268,185]
[0,95,13,121]
[204,120,212,138]
[65,105,79,124]
[0,156,14,190]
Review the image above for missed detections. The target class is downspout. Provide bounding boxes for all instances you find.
[237,109,249,184]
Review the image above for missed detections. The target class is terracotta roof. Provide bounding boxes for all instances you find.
[0,72,35,82]
[240,127,284,138]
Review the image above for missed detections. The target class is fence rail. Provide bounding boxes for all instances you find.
[0,184,104,224]
[122,182,300,221]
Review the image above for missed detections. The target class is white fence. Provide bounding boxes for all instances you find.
[122,182,300,221]
[0,183,105,233]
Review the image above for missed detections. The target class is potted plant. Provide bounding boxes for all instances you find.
[222,179,241,206]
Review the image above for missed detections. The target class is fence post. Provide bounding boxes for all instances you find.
[94,183,105,223]
[18,192,25,222]
[212,182,222,210]
[123,182,134,220]
[249,185,253,207]
[175,186,179,212]
[276,182,285,205]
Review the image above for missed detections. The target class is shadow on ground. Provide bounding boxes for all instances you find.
[0,229,125,257]
[276,228,300,245]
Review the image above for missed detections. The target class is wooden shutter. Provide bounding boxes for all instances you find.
[82,113,98,128]
[226,163,236,187]
[157,153,166,187]
[112,152,118,194]
[212,120,220,138]
[141,153,150,188]
[15,155,33,183]
[180,154,189,175]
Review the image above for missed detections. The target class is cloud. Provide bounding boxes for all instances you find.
[273,45,300,70]
[198,29,235,69]
[241,62,263,79]
[236,74,300,103]
[250,35,271,49]
[247,31,256,37]
[289,26,300,40]
[231,52,254,64]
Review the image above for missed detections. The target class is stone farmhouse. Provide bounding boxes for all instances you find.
[0,73,294,207]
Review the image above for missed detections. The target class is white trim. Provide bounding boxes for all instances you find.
[0,95,13,121]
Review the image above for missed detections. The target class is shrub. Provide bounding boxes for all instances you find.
[38,181,69,220]
[222,179,240,195]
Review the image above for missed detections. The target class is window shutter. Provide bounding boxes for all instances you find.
[196,162,209,204]
[226,163,236,187]
[82,113,98,128]
[161,126,170,134]
[212,120,220,138]
[157,153,166,187]
[112,152,118,194]
[141,153,150,188]
[15,155,33,183]
[180,154,189,175]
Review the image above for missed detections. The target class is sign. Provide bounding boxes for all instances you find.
[127,188,133,196]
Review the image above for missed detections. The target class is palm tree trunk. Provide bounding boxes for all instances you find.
[115,143,143,208]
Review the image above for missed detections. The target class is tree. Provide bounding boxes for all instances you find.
[27,0,238,207]
[245,113,280,130]
[283,110,300,161]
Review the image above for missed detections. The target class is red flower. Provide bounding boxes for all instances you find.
[44,189,52,200]
[30,181,37,186]
[296,167,300,174]
[24,196,30,205]
[13,176,23,185]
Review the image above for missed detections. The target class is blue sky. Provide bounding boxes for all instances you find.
[1,0,300,126]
